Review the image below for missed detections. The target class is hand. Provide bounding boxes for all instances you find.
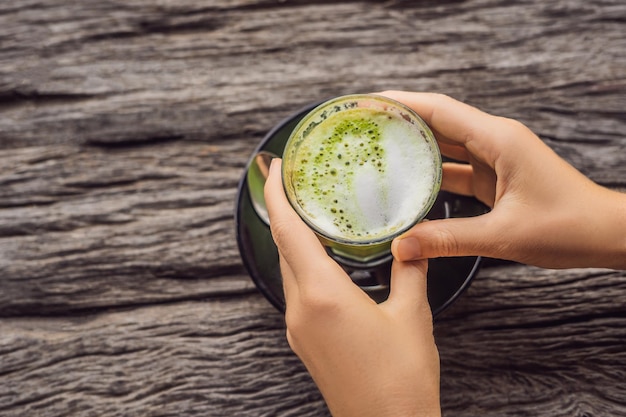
[378,91,626,269]
[265,159,441,417]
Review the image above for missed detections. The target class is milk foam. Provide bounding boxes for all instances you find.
[289,107,439,242]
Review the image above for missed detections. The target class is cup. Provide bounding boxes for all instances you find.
[281,94,442,265]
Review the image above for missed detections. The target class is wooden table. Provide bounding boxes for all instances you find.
[1,1,625,415]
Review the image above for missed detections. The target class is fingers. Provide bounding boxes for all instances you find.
[441,163,475,196]
[391,214,501,260]
[264,159,344,283]
[438,142,470,163]
[439,162,496,204]
[375,91,505,165]
[386,259,430,316]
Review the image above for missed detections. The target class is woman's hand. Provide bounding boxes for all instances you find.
[265,159,441,417]
[378,91,626,269]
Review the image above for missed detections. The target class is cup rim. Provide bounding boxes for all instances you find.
[281,93,443,247]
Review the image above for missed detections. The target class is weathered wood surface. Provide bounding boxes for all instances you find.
[1,1,625,416]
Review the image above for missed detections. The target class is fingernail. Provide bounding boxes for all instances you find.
[394,236,422,261]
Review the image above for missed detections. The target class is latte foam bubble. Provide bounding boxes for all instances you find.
[286,104,440,243]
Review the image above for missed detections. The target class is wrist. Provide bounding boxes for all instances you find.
[572,183,626,270]
[329,402,441,417]
[510,180,626,270]
[599,187,626,269]
[324,379,441,417]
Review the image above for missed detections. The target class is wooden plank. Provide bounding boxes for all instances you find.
[0,296,327,416]
[438,264,626,416]
[1,264,624,416]
[0,0,625,415]
[0,142,255,314]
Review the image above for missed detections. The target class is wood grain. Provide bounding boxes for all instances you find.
[1,0,625,415]
[0,296,327,416]
[438,264,626,416]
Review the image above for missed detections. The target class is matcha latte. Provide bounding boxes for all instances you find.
[282,94,441,263]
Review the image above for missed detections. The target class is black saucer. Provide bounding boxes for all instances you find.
[235,102,487,317]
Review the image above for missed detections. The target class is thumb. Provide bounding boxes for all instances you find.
[392,214,498,260]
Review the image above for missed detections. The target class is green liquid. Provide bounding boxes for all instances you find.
[283,94,441,264]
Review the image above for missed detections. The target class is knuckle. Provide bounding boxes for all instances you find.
[268,217,294,250]
[284,309,305,351]
[432,227,460,257]
[298,284,342,315]
[431,92,452,102]
[501,116,527,131]
[495,116,533,141]
[284,285,342,338]
[285,328,299,352]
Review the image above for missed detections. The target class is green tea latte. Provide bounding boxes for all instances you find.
[282,94,441,261]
